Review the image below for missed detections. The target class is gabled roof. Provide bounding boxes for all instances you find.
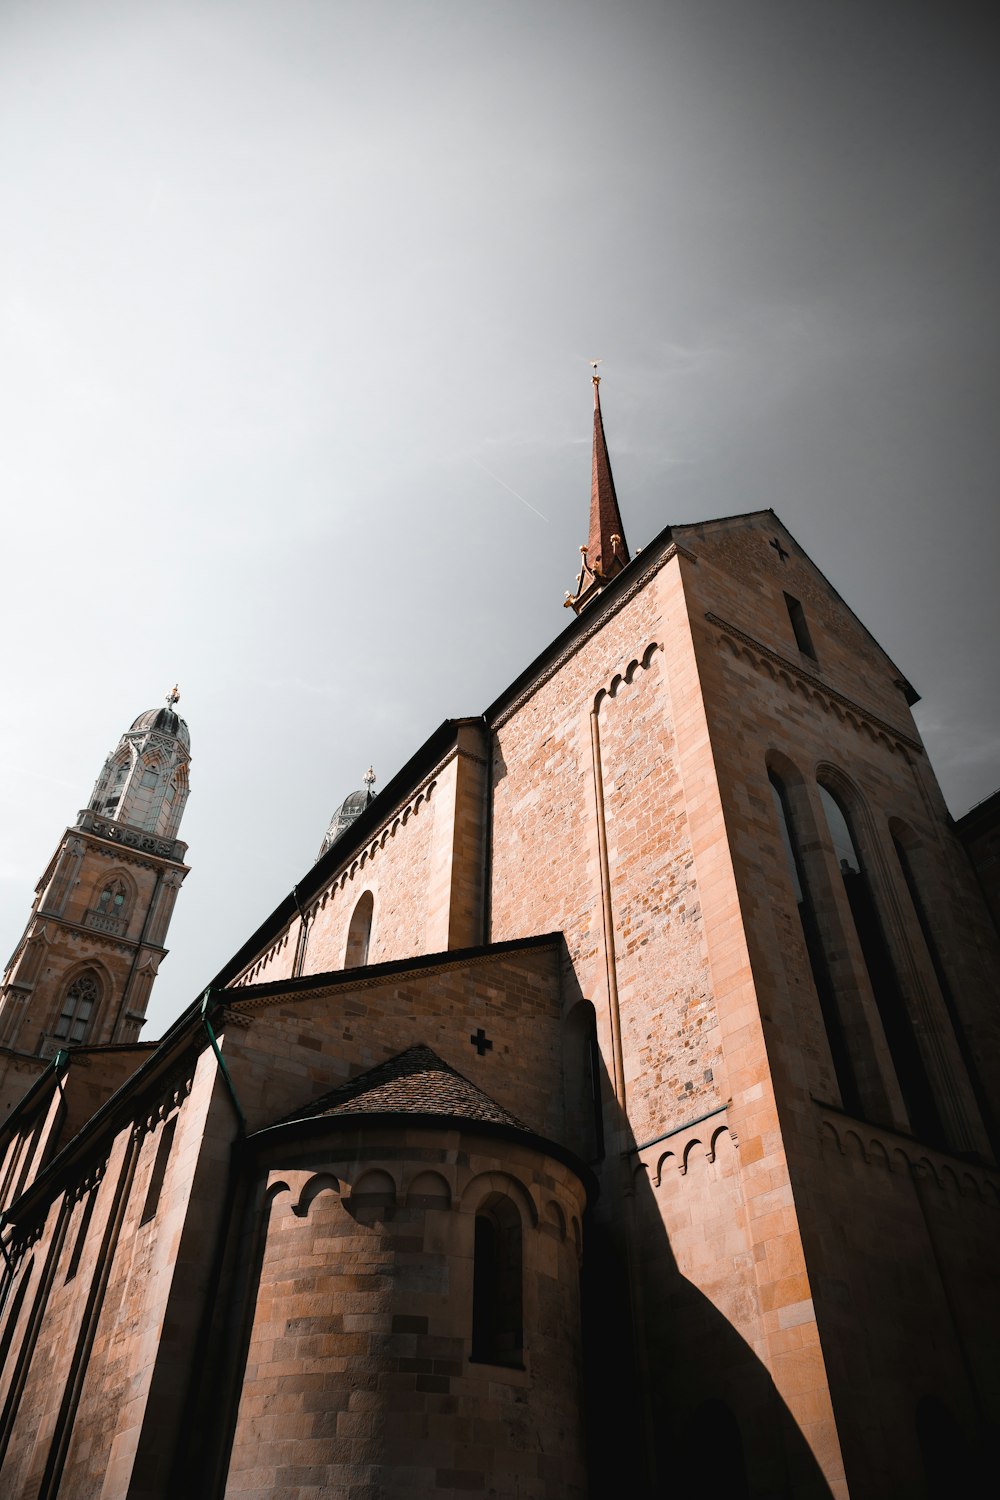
[281,1043,529,1129]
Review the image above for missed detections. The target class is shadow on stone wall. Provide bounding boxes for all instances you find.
[577,1017,835,1499]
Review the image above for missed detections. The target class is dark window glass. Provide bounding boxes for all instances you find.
[784,593,817,660]
[894,838,997,1153]
[471,1195,523,1366]
[769,774,860,1113]
[819,787,945,1145]
[54,973,100,1044]
[345,891,374,968]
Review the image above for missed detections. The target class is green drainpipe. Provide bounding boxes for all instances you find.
[200,989,247,1135]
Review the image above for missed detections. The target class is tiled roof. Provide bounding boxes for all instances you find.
[284,1044,530,1130]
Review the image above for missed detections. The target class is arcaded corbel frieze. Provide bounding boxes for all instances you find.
[705,611,923,755]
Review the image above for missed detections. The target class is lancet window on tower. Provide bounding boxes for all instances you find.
[53,972,101,1045]
[97,881,128,918]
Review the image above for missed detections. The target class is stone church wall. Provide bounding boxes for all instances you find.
[489,564,721,1149]
[0,1046,233,1498]
[221,940,565,1144]
[223,1125,588,1500]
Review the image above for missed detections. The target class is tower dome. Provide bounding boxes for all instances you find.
[129,705,191,750]
[316,768,376,861]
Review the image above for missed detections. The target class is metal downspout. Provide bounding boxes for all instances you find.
[200,990,247,1136]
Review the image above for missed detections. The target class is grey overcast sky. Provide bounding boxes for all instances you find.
[2,0,998,1040]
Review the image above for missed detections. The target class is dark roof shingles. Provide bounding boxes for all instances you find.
[284,1043,529,1130]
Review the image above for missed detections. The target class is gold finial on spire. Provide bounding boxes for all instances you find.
[167,684,180,707]
[589,357,603,392]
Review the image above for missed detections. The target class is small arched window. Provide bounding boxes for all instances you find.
[54,971,100,1044]
[471,1193,523,1367]
[818,784,944,1145]
[344,891,374,968]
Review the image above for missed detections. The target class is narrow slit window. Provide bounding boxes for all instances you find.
[784,593,817,660]
[140,1117,177,1225]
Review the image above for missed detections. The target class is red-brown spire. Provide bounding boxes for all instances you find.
[565,371,631,612]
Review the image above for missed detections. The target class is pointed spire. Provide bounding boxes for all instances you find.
[565,367,631,612]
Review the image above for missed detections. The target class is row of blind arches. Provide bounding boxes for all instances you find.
[768,761,984,1151]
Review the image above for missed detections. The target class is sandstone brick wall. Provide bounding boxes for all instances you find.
[223,1124,588,1500]
[489,570,720,1151]
[676,514,1000,1493]
[222,941,564,1143]
[0,1045,236,1499]
[0,827,186,1056]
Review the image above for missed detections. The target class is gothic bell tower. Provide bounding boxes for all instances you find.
[0,691,192,1072]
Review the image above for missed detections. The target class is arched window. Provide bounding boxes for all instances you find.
[818,785,944,1145]
[893,832,996,1150]
[769,771,860,1114]
[97,881,128,919]
[344,891,374,968]
[54,971,100,1045]
[471,1193,523,1366]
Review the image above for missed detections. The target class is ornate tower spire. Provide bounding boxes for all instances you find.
[565,366,631,613]
[0,694,192,1084]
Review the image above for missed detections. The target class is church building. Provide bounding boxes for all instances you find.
[0,381,996,1498]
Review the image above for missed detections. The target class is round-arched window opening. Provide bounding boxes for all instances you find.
[471,1193,523,1367]
[345,891,374,968]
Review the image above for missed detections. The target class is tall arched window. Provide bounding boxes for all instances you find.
[769,771,860,1114]
[54,971,100,1045]
[471,1193,523,1366]
[818,785,944,1145]
[892,831,996,1154]
[344,891,374,968]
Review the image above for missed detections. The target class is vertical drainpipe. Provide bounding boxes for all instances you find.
[291,887,310,980]
[590,702,626,1109]
[481,717,494,947]
[590,694,657,1492]
[200,990,247,1136]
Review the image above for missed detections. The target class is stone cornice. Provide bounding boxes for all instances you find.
[816,1102,1000,1203]
[73,810,189,866]
[704,612,923,754]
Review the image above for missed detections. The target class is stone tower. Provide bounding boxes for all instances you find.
[0,692,191,1092]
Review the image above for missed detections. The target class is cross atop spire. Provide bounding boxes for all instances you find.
[565,368,631,612]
